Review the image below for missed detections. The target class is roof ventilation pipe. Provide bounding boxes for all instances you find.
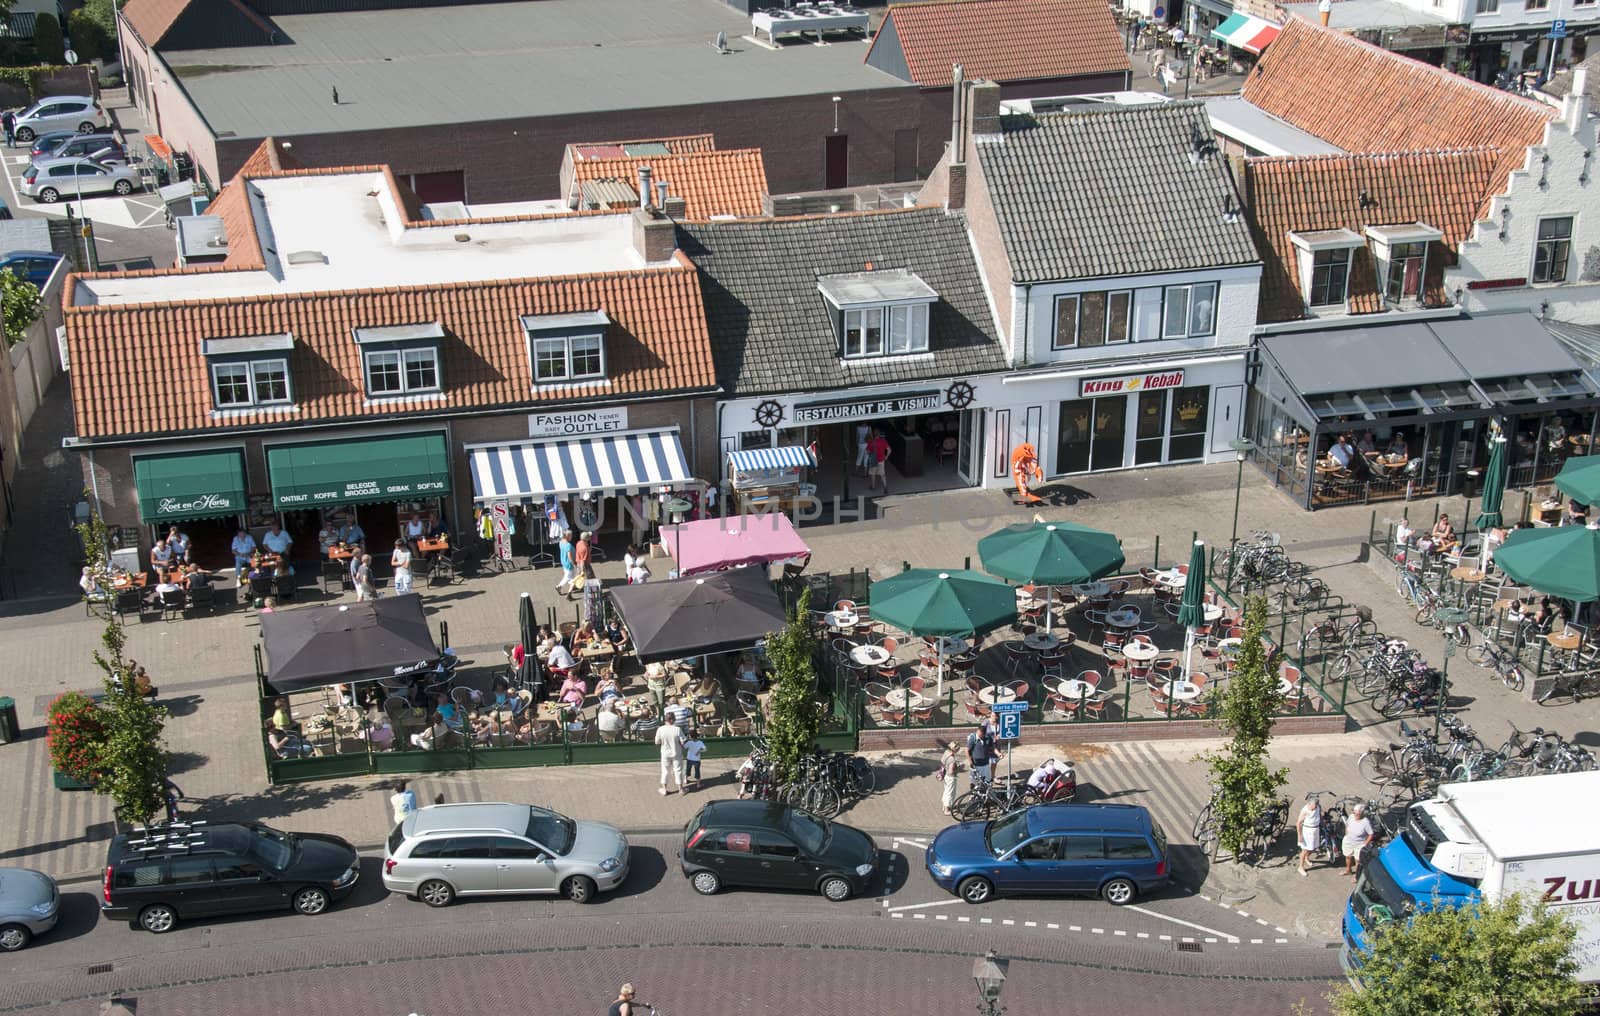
[638,165,653,210]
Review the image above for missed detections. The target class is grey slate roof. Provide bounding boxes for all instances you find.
[975,100,1261,284]
[680,208,1009,397]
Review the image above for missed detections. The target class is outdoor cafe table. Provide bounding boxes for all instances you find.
[883,688,927,710]
[1154,570,1186,590]
[825,609,859,630]
[578,642,615,661]
[1164,680,1201,702]
[1203,603,1224,623]
[979,685,1018,705]
[111,572,149,589]
[1548,628,1583,654]
[417,536,449,555]
[1123,641,1160,663]
[1449,566,1487,584]
[850,644,892,668]
[1057,679,1093,701]
[1071,581,1110,598]
[1023,632,1060,653]
[327,545,357,561]
[934,636,969,656]
[1106,606,1141,629]
[1277,676,1297,696]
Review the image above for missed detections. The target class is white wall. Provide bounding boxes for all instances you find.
[1448,84,1600,323]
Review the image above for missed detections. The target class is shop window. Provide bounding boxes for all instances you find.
[1533,217,1573,283]
[211,359,290,408]
[1160,282,1217,339]
[1526,0,1550,9]
[739,430,774,450]
[1168,387,1210,461]
[1053,290,1131,348]
[844,308,884,357]
[364,347,440,396]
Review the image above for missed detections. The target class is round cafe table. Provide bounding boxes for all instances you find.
[664,497,693,524]
[883,688,927,710]
[979,685,1018,705]
[1056,679,1093,701]
[935,636,970,656]
[1548,628,1583,653]
[1123,641,1160,663]
[1164,680,1201,702]
[1154,570,1185,590]
[1072,581,1110,598]
[1106,606,1141,629]
[825,610,859,630]
[1023,632,1061,652]
[1449,566,1487,584]
[850,644,892,668]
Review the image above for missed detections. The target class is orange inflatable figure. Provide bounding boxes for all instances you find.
[1010,442,1044,505]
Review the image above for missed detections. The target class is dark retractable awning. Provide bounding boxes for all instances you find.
[1260,322,1469,397]
[266,432,450,509]
[607,567,788,662]
[260,594,440,694]
[133,448,247,523]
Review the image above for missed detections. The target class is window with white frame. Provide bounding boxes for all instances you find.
[1475,0,1499,10]
[842,304,929,358]
[531,333,606,383]
[1160,282,1218,339]
[818,269,936,360]
[1053,290,1131,349]
[1526,0,1549,9]
[211,359,290,408]
[1533,217,1573,283]
[1382,242,1427,303]
[1309,248,1352,306]
[364,347,440,396]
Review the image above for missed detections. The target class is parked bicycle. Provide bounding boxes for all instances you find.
[950,772,1033,822]
[1465,635,1528,693]
[1192,792,1291,864]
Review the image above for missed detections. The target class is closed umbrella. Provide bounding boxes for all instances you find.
[1554,454,1600,509]
[978,521,1125,630]
[1177,540,1208,680]
[517,591,539,694]
[1476,435,1507,572]
[869,569,1018,694]
[1493,526,1600,603]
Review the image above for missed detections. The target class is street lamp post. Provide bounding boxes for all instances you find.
[1226,438,1256,588]
[972,949,1009,1016]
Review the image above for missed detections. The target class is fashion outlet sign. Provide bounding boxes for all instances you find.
[528,407,629,438]
[1078,370,1186,397]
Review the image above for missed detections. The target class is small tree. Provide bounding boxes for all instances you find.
[32,14,63,65]
[1333,893,1584,1016]
[1197,595,1288,860]
[46,690,104,782]
[763,587,820,786]
[66,8,111,64]
[93,614,169,826]
[0,269,40,347]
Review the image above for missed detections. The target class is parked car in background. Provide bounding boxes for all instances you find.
[0,252,62,288]
[26,130,77,161]
[383,802,629,906]
[100,821,359,934]
[0,867,59,951]
[926,803,1170,905]
[22,158,139,203]
[679,799,880,901]
[34,133,125,167]
[12,97,104,143]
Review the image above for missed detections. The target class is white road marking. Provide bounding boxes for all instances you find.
[1237,910,1251,917]
[884,899,963,913]
[1024,921,1037,928]
[1275,938,1288,944]
[892,836,928,850]
[1205,937,1218,943]
[1091,928,1104,934]
[958,916,970,922]
[1136,932,1149,939]
[1255,918,1270,926]
[1002,919,1014,926]
[1124,905,1241,943]
[1275,926,1288,934]
[936,914,948,921]
[1250,938,1262,944]
[914,913,926,919]
[1069,925,1081,932]
[1113,930,1126,936]
[1159,935,1171,941]
[980,918,993,924]
[1046,923,1059,929]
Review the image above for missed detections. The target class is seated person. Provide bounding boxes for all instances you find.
[557,672,588,708]
[504,711,533,744]
[469,710,498,743]
[605,617,629,651]
[573,620,598,646]
[1386,433,1409,459]
[488,677,512,711]
[410,711,451,750]
[428,515,450,540]
[183,567,212,592]
[508,642,527,669]
[536,626,561,660]
[1569,499,1589,527]
[247,560,273,583]
[317,523,339,553]
[146,573,183,606]
[262,523,293,569]
[1394,518,1414,548]
[1548,418,1569,452]
[1355,431,1376,455]
[693,673,721,703]
[1532,597,1561,633]
[1485,526,1509,561]
[404,514,427,554]
[434,693,462,729]
[562,708,588,738]
[594,669,622,704]
[337,519,366,546]
[271,697,297,733]
[79,566,107,602]
[665,699,692,728]
[231,528,257,576]
[273,561,292,580]
[1430,514,1458,554]
[1327,434,1355,469]
[265,720,314,758]
[547,641,577,678]
[596,700,625,738]
[165,528,191,563]
[149,539,173,570]
[735,653,762,692]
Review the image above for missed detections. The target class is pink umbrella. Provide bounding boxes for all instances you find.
[660,514,812,576]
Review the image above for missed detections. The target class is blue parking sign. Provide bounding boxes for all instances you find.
[992,701,1026,740]
[1551,18,1568,37]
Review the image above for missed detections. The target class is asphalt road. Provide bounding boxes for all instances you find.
[0,834,1341,1013]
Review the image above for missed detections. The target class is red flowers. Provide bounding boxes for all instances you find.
[46,691,104,783]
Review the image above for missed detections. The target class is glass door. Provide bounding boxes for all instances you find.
[1057,396,1127,474]
[1090,395,1127,472]
[1135,391,1167,465]
[957,409,980,484]
[1168,387,1210,461]
[1055,398,1093,474]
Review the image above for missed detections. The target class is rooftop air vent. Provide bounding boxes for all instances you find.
[286,250,326,265]
[454,233,471,243]
[206,235,229,248]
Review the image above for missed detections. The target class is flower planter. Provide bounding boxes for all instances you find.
[51,770,94,790]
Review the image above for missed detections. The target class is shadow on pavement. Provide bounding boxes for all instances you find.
[159,694,204,718]
[189,780,367,824]
[874,848,911,897]
[608,845,667,900]
[39,890,103,944]
[165,750,210,776]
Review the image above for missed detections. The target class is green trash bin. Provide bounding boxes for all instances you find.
[0,696,17,743]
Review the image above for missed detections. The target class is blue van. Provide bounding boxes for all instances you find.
[926,803,1169,905]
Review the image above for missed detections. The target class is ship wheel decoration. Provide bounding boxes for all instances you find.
[946,380,976,410]
[754,400,785,427]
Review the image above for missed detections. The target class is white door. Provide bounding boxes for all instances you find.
[1209,385,1244,455]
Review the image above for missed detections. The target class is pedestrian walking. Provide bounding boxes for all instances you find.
[390,539,413,594]
[866,429,891,492]
[390,780,418,825]
[557,529,576,597]
[683,729,706,786]
[2,109,15,148]
[161,776,182,823]
[938,740,962,816]
[1297,795,1323,876]
[1341,803,1375,881]
[608,983,640,1016]
[854,422,872,474]
[655,712,686,795]
[355,553,378,601]
[966,725,994,788]
[574,530,593,573]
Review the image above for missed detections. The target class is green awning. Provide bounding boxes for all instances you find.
[267,432,451,509]
[1212,12,1248,41]
[134,448,248,523]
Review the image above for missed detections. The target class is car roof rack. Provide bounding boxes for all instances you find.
[124,821,209,853]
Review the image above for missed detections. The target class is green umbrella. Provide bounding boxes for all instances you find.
[1554,454,1600,508]
[978,521,1124,631]
[869,569,1018,694]
[518,591,538,691]
[1176,540,1208,680]
[1476,435,1508,531]
[1494,526,1600,603]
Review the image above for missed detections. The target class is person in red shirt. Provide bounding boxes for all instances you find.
[574,530,593,572]
[866,430,891,492]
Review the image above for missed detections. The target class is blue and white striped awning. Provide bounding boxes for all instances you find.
[468,428,693,502]
[727,446,815,472]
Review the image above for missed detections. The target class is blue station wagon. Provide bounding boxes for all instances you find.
[926,803,1170,905]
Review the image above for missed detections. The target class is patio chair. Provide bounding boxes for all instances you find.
[248,575,273,607]
[911,703,935,725]
[1037,652,1067,681]
[451,686,475,710]
[961,694,988,724]
[1046,692,1078,721]
[113,587,142,621]
[1003,640,1031,674]
[321,560,345,594]
[1082,693,1110,721]
[184,583,215,616]
[274,574,297,602]
[158,586,185,621]
[1077,669,1104,691]
[1008,680,1031,703]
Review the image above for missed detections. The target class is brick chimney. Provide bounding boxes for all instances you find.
[632,207,675,263]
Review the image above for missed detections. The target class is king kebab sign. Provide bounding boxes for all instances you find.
[1078,369,1185,398]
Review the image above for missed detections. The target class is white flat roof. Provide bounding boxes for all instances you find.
[1205,95,1346,157]
[1432,771,1600,859]
[74,172,655,306]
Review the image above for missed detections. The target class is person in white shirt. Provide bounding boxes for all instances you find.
[547,642,576,677]
[597,700,625,739]
[623,544,640,584]
[79,566,106,602]
[1328,435,1355,469]
[627,559,651,584]
[231,529,257,578]
[391,539,413,594]
[405,514,426,553]
[655,715,686,794]
[165,528,191,562]
[338,519,365,546]
[1341,802,1375,880]
[262,522,293,555]
[318,523,339,553]
[390,781,418,825]
[149,539,173,568]
[682,730,706,786]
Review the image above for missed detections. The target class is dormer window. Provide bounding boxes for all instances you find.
[202,333,294,409]
[1364,222,1442,305]
[1289,229,1361,309]
[353,322,444,397]
[521,311,609,386]
[818,269,936,359]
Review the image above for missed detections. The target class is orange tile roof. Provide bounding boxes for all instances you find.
[120,0,193,47]
[203,138,303,269]
[571,150,769,218]
[65,264,717,440]
[1244,149,1503,322]
[568,134,717,158]
[871,0,1129,87]
[1243,18,1553,196]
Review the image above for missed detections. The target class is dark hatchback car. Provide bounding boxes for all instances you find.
[680,800,880,901]
[101,822,360,933]
[927,803,1170,905]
